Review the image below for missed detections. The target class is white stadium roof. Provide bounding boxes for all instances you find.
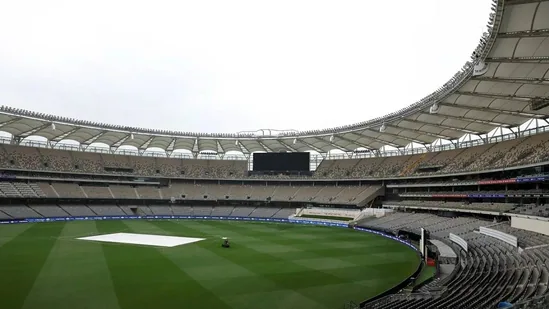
[1,0,548,156]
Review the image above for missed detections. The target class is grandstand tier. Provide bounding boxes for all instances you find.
[0,129,547,180]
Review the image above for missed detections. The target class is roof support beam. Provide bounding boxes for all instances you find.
[471,76,549,85]
[236,140,250,154]
[48,140,58,149]
[454,90,536,102]
[297,139,324,153]
[192,138,199,154]
[347,132,401,148]
[18,123,52,138]
[139,136,155,150]
[82,131,107,145]
[485,57,549,64]
[50,127,81,142]
[361,128,423,145]
[112,135,131,148]
[420,112,507,127]
[166,138,176,152]
[388,124,455,141]
[505,0,546,4]
[401,118,476,135]
[216,141,225,154]
[257,141,273,152]
[334,135,375,150]
[497,29,549,38]
[366,128,429,144]
[438,102,539,119]
[310,136,347,152]
[277,139,299,152]
[0,117,22,129]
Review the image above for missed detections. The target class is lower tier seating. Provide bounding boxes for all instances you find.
[0,205,297,220]
[359,213,549,309]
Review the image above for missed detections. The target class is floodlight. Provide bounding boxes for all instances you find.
[379,123,386,133]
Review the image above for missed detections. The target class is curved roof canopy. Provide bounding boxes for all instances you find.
[1,0,548,155]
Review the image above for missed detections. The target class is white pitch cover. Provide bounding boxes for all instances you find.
[77,232,205,247]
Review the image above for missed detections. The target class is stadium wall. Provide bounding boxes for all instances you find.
[479,226,518,247]
[511,216,549,237]
[299,207,360,218]
[354,226,423,308]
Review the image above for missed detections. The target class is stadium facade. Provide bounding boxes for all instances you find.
[1,0,549,308]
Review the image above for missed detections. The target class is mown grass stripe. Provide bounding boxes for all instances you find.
[180,220,420,305]
[0,222,65,309]
[147,220,327,309]
[0,223,34,248]
[22,221,120,309]
[163,221,355,305]
[198,220,364,268]
[96,220,231,309]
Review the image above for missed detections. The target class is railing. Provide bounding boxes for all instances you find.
[479,226,518,247]
[449,233,468,252]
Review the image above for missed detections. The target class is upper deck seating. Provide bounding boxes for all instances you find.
[0,131,548,179]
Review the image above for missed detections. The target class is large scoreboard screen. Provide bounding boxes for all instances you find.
[252,152,310,172]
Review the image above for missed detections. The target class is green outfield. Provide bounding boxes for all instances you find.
[0,220,420,309]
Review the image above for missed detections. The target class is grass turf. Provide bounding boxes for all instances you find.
[0,220,420,309]
[413,265,437,287]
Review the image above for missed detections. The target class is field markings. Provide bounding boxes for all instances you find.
[22,221,121,309]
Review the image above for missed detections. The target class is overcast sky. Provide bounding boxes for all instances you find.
[0,0,492,134]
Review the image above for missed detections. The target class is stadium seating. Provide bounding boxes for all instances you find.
[0,182,44,198]
[360,213,549,308]
[316,131,549,178]
[0,181,379,205]
[360,212,549,309]
[0,204,299,220]
[510,204,549,218]
[385,200,516,213]
[0,143,247,178]
[29,205,69,217]
[148,205,173,215]
[1,130,549,180]
[0,205,42,219]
